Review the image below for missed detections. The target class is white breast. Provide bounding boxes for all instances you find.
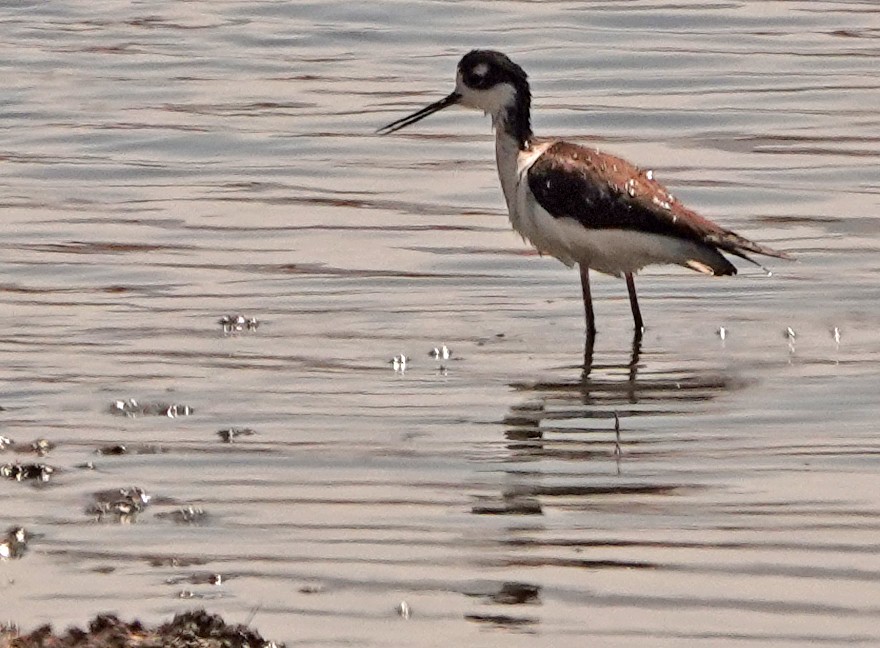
[496,135,586,268]
[496,136,573,257]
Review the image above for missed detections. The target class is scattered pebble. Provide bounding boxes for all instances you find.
[219,314,259,334]
[0,435,11,450]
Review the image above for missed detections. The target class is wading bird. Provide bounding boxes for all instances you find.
[378,50,791,339]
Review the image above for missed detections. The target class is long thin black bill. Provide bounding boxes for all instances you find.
[376,92,461,135]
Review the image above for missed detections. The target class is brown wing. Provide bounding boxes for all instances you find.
[527,141,791,262]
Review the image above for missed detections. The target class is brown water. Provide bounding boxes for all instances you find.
[2,1,880,646]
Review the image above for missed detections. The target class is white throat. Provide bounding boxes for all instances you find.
[456,76,519,120]
[494,128,521,213]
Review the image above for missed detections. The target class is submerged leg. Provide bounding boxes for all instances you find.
[582,329,595,378]
[624,272,644,334]
[579,264,596,338]
[628,327,642,383]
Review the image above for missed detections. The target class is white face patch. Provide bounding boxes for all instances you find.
[472,62,489,77]
[454,69,517,117]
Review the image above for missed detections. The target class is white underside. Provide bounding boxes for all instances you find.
[514,208,713,276]
[494,134,719,277]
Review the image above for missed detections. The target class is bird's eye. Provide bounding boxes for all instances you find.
[472,63,489,78]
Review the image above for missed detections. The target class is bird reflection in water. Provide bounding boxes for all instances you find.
[582,329,643,385]
[471,332,738,517]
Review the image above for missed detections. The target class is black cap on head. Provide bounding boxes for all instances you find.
[458,50,528,91]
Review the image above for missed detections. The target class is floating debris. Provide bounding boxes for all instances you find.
[165,572,224,586]
[148,556,208,568]
[95,443,163,456]
[0,526,29,560]
[219,314,260,334]
[110,399,194,418]
[156,505,209,525]
[0,610,284,648]
[97,444,128,456]
[429,344,452,360]
[613,412,622,457]
[396,601,412,619]
[298,583,324,594]
[217,427,256,443]
[0,437,56,456]
[87,486,152,522]
[485,581,541,605]
[785,326,797,354]
[613,412,622,476]
[30,439,55,456]
[390,354,408,372]
[1,462,55,483]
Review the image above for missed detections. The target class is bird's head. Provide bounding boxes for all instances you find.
[378,50,531,145]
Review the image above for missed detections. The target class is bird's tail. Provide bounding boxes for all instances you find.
[707,230,794,267]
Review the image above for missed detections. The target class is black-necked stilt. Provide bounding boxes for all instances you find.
[378,50,792,338]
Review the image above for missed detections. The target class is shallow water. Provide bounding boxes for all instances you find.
[2,1,880,645]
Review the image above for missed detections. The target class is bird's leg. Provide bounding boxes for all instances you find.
[624,272,644,335]
[579,264,596,339]
[582,328,595,378]
[628,327,642,384]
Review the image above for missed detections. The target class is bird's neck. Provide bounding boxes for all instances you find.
[491,91,532,151]
[490,86,533,215]
[494,128,523,214]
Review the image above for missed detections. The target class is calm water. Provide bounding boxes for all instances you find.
[2,1,880,646]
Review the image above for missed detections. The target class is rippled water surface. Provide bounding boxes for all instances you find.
[2,1,880,645]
